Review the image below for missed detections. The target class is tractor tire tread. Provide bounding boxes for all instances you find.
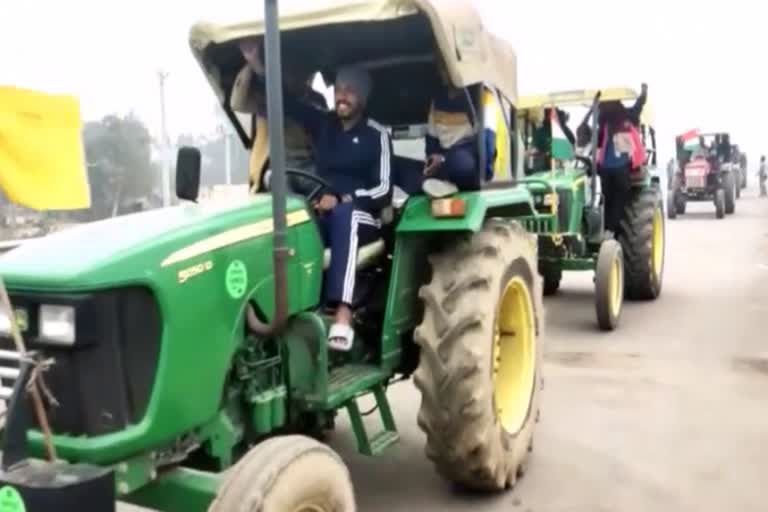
[413,219,544,492]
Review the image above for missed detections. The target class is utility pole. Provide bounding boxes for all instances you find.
[157,70,171,207]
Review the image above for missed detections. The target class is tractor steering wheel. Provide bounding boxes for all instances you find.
[264,168,342,204]
[284,169,341,203]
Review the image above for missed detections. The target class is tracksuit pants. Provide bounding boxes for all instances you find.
[318,202,380,306]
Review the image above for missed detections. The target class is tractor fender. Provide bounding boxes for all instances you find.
[396,189,538,234]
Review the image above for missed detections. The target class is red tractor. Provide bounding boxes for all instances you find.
[668,132,736,219]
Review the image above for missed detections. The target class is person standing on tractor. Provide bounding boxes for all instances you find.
[759,155,767,197]
[595,83,648,239]
[421,62,503,196]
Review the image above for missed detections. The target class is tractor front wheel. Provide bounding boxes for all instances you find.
[414,219,543,491]
[619,188,665,301]
[595,240,624,331]
[208,435,355,512]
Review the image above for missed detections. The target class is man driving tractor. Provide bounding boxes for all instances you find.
[240,41,393,352]
[285,67,392,351]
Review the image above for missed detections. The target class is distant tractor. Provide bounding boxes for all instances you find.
[516,88,665,331]
[670,132,736,219]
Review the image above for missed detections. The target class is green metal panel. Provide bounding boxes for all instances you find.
[551,258,596,271]
[124,467,221,512]
[8,194,324,465]
[379,232,431,371]
[395,194,485,233]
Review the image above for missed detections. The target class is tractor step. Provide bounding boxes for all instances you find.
[302,364,387,410]
[345,383,399,456]
[322,364,388,410]
[300,361,398,456]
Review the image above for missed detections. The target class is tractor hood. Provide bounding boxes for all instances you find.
[0,194,310,291]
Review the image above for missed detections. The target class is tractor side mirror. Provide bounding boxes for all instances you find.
[176,146,201,202]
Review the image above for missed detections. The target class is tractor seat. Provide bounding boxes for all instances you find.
[323,239,386,271]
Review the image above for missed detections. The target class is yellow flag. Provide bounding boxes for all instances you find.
[0,86,91,210]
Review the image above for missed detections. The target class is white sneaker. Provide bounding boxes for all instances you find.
[422,178,459,199]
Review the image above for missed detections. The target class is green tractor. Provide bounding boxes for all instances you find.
[0,1,552,510]
[514,88,665,331]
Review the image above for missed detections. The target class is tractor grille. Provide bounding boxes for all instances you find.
[522,217,556,234]
[0,287,162,437]
[685,175,707,189]
[685,163,708,189]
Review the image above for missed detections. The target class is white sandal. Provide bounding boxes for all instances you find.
[328,323,354,351]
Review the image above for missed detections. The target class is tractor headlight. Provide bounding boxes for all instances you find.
[39,305,76,345]
[543,193,558,207]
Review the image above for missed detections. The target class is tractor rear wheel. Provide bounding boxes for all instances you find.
[715,189,725,219]
[414,219,543,491]
[619,188,665,301]
[723,172,736,214]
[208,435,355,512]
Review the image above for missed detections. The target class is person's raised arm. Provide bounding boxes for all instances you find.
[627,83,648,124]
[556,108,576,145]
[354,121,393,213]
[249,73,327,138]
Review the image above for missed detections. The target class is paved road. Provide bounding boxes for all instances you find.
[122,185,768,511]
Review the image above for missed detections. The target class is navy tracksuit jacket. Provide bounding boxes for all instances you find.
[284,97,393,306]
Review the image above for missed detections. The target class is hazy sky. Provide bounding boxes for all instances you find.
[2,0,765,162]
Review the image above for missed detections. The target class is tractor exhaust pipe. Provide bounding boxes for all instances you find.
[247,0,289,336]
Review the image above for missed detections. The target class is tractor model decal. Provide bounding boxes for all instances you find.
[161,209,310,268]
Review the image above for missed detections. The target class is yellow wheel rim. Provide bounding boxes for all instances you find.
[651,206,664,280]
[609,254,623,317]
[493,276,536,434]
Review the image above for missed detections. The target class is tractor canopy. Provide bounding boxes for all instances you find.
[189,0,519,125]
[518,87,654,127]
[189,0,524,193]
